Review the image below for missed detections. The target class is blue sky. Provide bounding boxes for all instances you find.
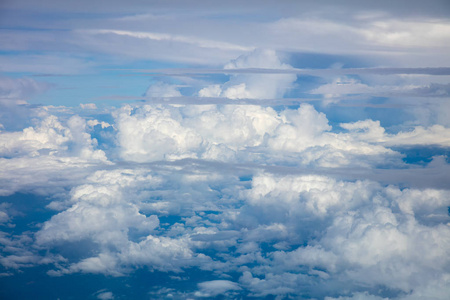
[1,1,450,299]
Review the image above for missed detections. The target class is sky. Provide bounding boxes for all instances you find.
[1,0,450,299]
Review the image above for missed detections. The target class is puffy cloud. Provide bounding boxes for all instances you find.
[36,169,160,245]
[310,77,375,97]
[0,114,107,161]
[2,150,448,298]
[113,103,406,168]
[341,119,450,147]
[2,3,450,299]
[35,169,203,276]
[96,290,114,300]
[145,82,182,98]
[0,113,110,196]
[239,173,450,298]
[114,105,203,162]
[199,49,297,99]
[195,280,241,297]
[0,115,70,158]
[80,103,97,110]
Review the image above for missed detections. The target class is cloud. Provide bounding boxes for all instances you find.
[1,2,450,299]
[0,77,49,101]
[129,67,450,76]
[266,17,450,66]
[80,103,97,110]
[0,114,107,161]
[239,173,450,298]
[144,82,182,98]
[114,105,203,162]
[199,49,297,99]
[88,29,252,52]
[195,280,241,297]
[325,292,388,300]
[4,1,450,70]
[341,120,450,147]
[96,290,114,300]
[113,102,414,168]
[0,112,111,196]
[2,134,449,298]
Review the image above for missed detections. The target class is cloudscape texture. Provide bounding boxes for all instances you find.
[1,1,450,299]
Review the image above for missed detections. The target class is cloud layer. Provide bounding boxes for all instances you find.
[1,2,450,298]
[1,93,449,298]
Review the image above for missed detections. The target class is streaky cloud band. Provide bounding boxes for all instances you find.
[115,67,450,76]
[112,157,450,190]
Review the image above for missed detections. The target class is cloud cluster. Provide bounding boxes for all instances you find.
[2,1,450,298]
[19,167,450,299]
[0,112,109,196]
[114,101,450,169]
[1,50,450,297]
[1,95,449,298]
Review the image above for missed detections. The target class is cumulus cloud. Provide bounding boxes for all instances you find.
[35,169,205,276]
[1,100,447,297]
[195,280,241,297]
[15,161,445,299]
[0,112,110,196]
[1,51,449,300]
[0,114,107,161]
[2,3,450,299]
[80,103,97,110]
[114,105,203,162]
[199,49,297,99]
[113,102,413,168]
[236,173,450,298]
[96,290,114,300]
[144,82,182,98]
[341,119,450,147]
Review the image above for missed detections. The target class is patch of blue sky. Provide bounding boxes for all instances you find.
[393,146,450,165]
[0,193,56,235]
[0,266,230,299]
[288,52,374,69]
[29,73,149,107]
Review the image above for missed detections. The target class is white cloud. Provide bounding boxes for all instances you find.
[195,280,241,297]
[145,82,182,98]
[2,3,450,299]
[96,291,114,300]
[241,173,450,298]
[113,102,409,168]
[199,49,297,99]
[0,112,111,196]
[80,103,97,110]
[0,114,108,161]
[360,20,450,48]
[267,17,450,66]
[114,105,203,162]
[341,119,450,147]
[88,29,252,52]
[2,145,447,298]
